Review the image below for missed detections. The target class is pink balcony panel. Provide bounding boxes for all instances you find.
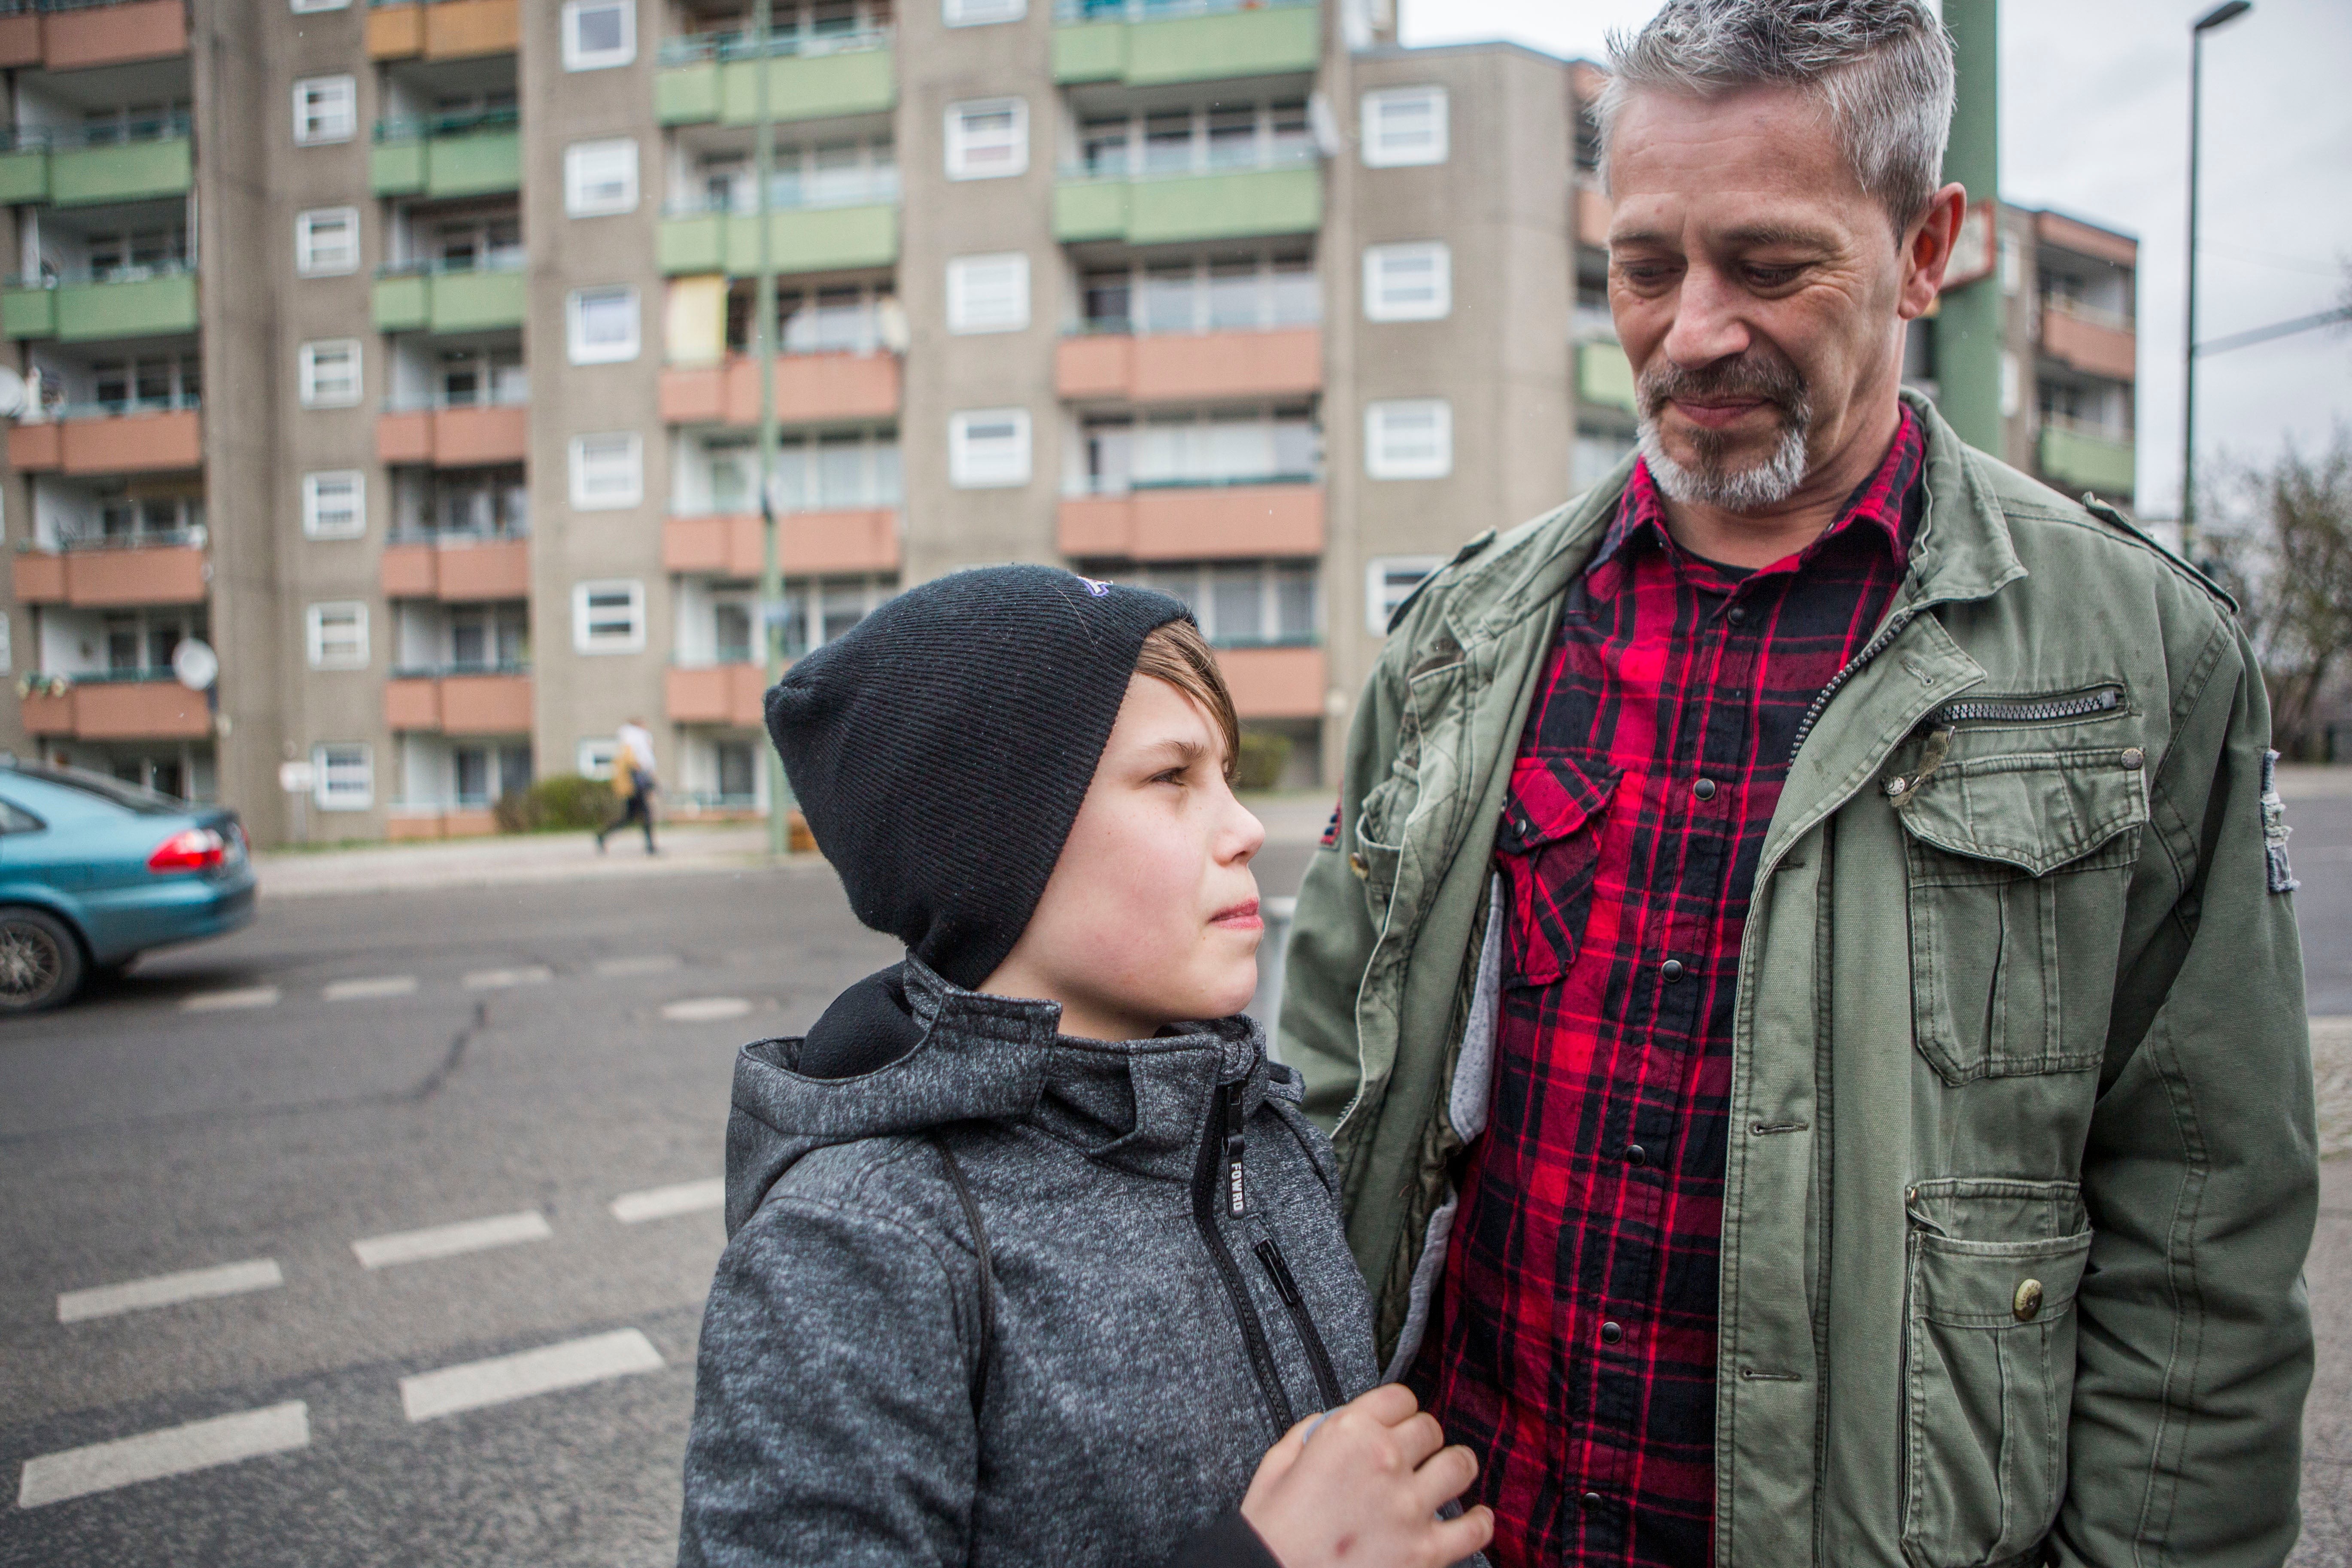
[377,406,529,467]
[44,0,187,69]
[377,412,433,465]
[380,543,438,599]
[1057,485,1323,563]
[12,551,64,603]
[667,664,766,728]
[659,352,901,426]
[384,678,441,731]
[26,680,210,740]
[1214,646,1326,721]
[0,15,38,65]
[386,809,499,841]
[1056,329,1322,404]
[382,537,531,600]
[64,544,206,607]
[439,673,532,734]
[7,421,60,471]
[14,410,204,477]
[2041,306,2136,383]
[2035,210,2137,270]
[662,510,899,578]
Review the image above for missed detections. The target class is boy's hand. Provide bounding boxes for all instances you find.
[1239,1384,1494,1568]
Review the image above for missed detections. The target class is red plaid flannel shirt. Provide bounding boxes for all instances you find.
[1407,410,1926,1568]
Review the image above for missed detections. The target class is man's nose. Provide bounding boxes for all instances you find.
[1660,266,1752,368]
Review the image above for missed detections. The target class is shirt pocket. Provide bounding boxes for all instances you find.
[1895,746,2148,1085]
[1901,1178,2093,1568]
[1492,755,1617,989]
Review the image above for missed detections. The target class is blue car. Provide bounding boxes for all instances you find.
[0,759,257,1012]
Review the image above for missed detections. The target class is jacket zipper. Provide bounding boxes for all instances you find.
[1193,1079,1297,1434]
[1786,606,1921,763]
[1255,1237,1345,1410]
[1933,684,2123,726]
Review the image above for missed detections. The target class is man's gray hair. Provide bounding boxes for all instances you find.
[1596,0,1957,237]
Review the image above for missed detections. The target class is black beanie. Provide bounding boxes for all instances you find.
[765,565,1193,991]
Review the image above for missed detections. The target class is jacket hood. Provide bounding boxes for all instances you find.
[722,955,1273,1237]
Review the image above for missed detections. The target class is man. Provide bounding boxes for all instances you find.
[597,716,659,854]
[1279,3,2316,1566]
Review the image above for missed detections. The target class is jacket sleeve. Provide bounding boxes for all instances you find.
[679,1195,976,1568]
[2053,622,2317,1568]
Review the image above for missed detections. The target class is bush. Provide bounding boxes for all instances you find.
[1233,729,1292,792]
[495,774,614,834]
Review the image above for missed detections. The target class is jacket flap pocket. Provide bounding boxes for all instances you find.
[1909,1178,2092,1327]
[1898,748,2148,876]
[1497,755,1617,856]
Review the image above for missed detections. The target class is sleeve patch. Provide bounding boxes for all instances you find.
[1319,800,1341,850]
[2261,749,2300,895]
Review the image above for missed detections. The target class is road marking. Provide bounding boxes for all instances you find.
[180,986,280,1012]
[595,955,681,978]
[463,965,551,990]
[324,974,418,1001]
[661,996,751,1022]
[610,1178,725,1224]
[17,1401,310,1509]
[58,1259,284,1325]
[399,1329,664,1423]
[351,1210,553,1270]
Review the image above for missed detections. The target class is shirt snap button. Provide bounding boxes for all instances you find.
[1600,1321,1624,1344]
[1693,778,1717,802]
[1625,1143,1647,1166]
[1660,959,1685,983]
[1581,1492,1603,1510]
[2013,1279,2045,1322]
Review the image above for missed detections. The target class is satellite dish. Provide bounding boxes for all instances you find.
[172,638,218,692]
[0,367,26,419]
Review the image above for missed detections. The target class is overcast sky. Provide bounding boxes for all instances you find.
[1399,0,2352,517]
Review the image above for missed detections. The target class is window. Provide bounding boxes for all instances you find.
[573,580,646,654]
[946,253,1029,334]
[1364,556,1443,634]
[944,0,1022,21]
[1080,407,1316,494]
[306,602,369,669]
[0,611,12,676]
[298,340,362,408]
[293,76,357,146]
[948,408,1031,489]
[1361,85,1447,167]
[1124,562,1317,649]
[945,98,1027,181]
[1079,252,1317,334]
[291,0,349,11]
[564,139,639,216]
[688,427,902,514]
[313,743,373,811]
[562,0,635,68]
[1077,100,1308,179]
[295,207,360,276]
[570,432,643,509]
[577,738,620,779]
[1363,242,1450,322]
[567,285,641,364]
[1364,398,1452,480]
[302,471,366,539]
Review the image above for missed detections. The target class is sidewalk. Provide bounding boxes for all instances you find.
[2284,765,2352,800]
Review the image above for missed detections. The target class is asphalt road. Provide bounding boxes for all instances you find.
[0,802,2346,1567]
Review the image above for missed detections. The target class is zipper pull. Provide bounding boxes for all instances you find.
[1223,1081,1246,1217]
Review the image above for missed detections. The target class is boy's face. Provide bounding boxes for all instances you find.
[982,674,1266,1042]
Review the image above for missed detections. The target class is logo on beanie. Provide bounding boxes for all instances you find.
[1077,576,1111,597]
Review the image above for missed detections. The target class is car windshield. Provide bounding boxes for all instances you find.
[3,760,183,814]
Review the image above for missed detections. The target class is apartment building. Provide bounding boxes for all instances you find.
[0,0,2139,846]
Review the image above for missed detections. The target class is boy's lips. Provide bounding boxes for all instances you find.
[1210,899,1262,930]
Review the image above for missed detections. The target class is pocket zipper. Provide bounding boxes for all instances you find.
[1194,1080,1296,1434]
[1933,685,2123,727]
[1255,1237,1346,1411]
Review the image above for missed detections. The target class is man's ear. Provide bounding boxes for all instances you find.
[1897,183,1969,321]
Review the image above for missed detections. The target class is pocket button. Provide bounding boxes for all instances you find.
[2120,748,2145,771]
[2012,1278,2045,1322]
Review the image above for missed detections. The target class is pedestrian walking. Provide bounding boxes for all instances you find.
[1278,4,2316,1566]
[596,717,657,855]
[678,566,1492,1568]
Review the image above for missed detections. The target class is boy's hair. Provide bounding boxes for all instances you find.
[1135,619,1241,784]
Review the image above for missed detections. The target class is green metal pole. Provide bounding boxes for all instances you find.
[1933,0,2003,456]
[754,0,789,857]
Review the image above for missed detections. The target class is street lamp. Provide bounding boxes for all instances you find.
[2182,0,2252,566]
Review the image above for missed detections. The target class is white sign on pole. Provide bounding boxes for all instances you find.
[277,761,316,794]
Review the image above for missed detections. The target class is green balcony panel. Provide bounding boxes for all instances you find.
[426,129,520,197]
[657,60,720,125]
[717,46,896,125]
[659,204,899,276]
[658,213,725,274]
[51,137,192,207]
[0,149,48,206]
[55,273,199,342]
[373,274,429,332]
[429,267,525,331]
[3,288,55,340]
[2039,424,2136,497]
[1054,166,1321,247]
[372,139,428,196]
[1054,5,1319,86]
[1577,341,1637,413]
[1052,179,1129,243]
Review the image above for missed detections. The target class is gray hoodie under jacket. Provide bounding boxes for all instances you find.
[678,955,1382,1567]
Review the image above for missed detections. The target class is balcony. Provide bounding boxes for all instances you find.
[372,109,521,199]
[386,805,499,841]
[13,534,204,606]
[3,265,198,342]
[384,667,533,734]
[377,400,529,467]
[657,201,897,277]
[380,533,529,601]
[1577,340,1637,414]
[1052,0,1317,87]
[2037,421,2135,499]
[1054,159,1320,247]
[8,404,201,474]
[666,662,766,727]
[659,350,899,425]
[374,258,527,334]
[655,28,894,128]
[21,672,210,741]
[367,0,520,61]
[0,0,188,72]
[1212,644,1324,721]
[1057,326,1319,404]
[662,508,899,577]
[2039,301,2136,383]
[1058,481,1321,562]
[0,118,193,207]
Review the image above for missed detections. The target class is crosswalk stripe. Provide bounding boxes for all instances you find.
[660,996,751,1022]
[180,986,280,1012]
[594,955,681,978]
[323,975,418,1001]
[351,1210,552,1270]
[17,1402,310,1508]
[399,1330,664,1423]
[610,1178,725,1224]
[463,966,552,990]
[58,1259,284,1324]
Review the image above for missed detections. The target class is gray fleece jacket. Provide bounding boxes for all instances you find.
[678,955,1380,1566]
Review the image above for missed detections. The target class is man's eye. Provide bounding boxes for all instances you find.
[1745,265,1802,288]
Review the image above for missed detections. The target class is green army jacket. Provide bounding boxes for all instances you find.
[1277,393,2316,1568]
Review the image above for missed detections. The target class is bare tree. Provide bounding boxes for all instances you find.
[2218,427,2352,760]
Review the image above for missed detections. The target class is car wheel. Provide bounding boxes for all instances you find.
[0,907,84,1013]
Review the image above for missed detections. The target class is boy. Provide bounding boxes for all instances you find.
[679,566,1490,1567]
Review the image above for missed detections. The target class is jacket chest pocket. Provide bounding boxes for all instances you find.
[1896,748,2148,1084]
[1492,756,1617,989]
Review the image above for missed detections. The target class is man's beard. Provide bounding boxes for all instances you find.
[1635,352,1814,511]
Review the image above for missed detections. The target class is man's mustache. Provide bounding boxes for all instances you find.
[1638,353,1809,420]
